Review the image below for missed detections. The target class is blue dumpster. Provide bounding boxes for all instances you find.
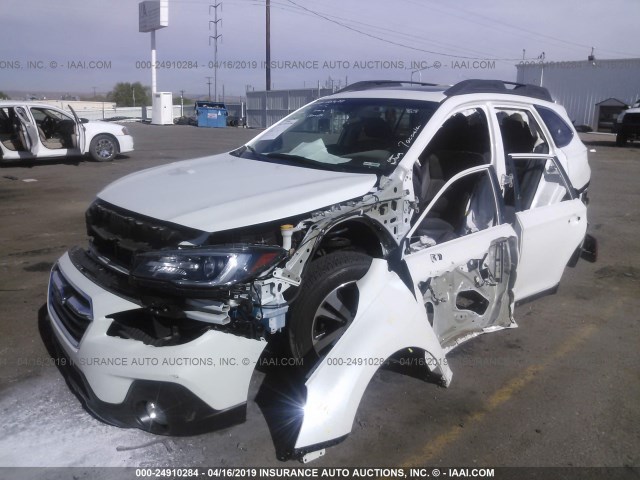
[195,102,228,128]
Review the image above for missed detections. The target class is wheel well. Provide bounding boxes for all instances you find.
[314,219,391,259]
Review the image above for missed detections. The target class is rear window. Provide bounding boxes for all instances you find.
[535,106,574,148]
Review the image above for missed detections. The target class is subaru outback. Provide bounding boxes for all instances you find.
[46,79,596,461]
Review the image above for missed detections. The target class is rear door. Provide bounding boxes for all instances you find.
[505,154,587,301]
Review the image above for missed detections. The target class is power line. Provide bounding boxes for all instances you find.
[283,0,531,61]
[257,0,500,61]
[400,0,640,59]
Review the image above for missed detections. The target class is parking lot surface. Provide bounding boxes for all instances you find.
[0,124,638,469]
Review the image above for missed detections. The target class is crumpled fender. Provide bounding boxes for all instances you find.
[294,258,452,450]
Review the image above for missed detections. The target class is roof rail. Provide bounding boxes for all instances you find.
[444,79,553,102]
[335,80,442,94]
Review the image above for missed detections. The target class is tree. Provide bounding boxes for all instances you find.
[0,91,9,100]
[107,82,150,107]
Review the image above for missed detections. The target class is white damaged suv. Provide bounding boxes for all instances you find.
[46,79,596,460]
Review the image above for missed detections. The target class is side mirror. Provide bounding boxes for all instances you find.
[80,118,89,124]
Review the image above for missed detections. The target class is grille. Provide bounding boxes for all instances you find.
[623,113,640,126]
[49,266,93,346]
[85,200,202,270]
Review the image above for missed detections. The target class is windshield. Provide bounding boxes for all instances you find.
[236,98,438,174]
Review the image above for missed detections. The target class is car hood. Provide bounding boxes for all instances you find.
[619,107,640,119]
[97,153,378,232]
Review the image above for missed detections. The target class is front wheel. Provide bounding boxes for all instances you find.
[288,251,372,367]
[89,134,118,161]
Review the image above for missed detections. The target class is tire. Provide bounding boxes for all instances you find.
[89,134,118,161]
[616,133,628,147]
[288,251,372,366]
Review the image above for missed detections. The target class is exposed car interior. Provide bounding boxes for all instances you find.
[412,169,498,246]
[247,98,439,173]
[0,107,27,151]
[30,107,76,150]
[413,108,490,211]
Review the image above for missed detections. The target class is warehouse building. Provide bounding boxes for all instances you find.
[516,58,640,132]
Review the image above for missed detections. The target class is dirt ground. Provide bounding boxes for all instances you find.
[0,124,638,474]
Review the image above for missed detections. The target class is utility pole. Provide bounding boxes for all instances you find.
[209,3,222,102]
[180,89,185,116]
[92,86,97,99]
[205,77,213,100]
[266,0,271,91]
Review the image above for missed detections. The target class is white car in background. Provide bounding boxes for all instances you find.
[0,101,134,162]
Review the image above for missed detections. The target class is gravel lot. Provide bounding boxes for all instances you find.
[0,124,638,475]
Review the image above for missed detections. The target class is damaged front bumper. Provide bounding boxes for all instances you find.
[46,252,266,435]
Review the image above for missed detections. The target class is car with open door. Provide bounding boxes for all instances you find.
[0,101,133,163]
[45,79,596,461]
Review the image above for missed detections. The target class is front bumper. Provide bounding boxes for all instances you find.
[46,252,266,435]
[117,134,134,154]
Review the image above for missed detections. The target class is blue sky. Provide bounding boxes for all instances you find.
[1,0,638,99]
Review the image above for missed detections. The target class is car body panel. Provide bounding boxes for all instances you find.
[513,198,587,300]
[295,259,452,450]
[48,253,266,410]
[97,153,378,232]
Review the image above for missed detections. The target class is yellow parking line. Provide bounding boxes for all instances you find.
[401,324,598,466]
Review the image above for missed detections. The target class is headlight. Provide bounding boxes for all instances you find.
[122,126,130,135]
[131,245,286,290]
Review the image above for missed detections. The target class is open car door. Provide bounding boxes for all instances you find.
[68,105,86,152]
[15,107,38,156]
[402,164,518,350]
[505,154,587,302]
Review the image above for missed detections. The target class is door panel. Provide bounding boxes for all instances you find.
[404,225,516,348]
[68,105,85,153]
[513,198,586,301]
[506,155,588,301]
[15,107,39,155]
[403,165,517,349]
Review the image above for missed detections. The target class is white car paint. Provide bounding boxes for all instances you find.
[98,153,378,232]
[48,253,266,410]
[46,80,595,460]
[295,259,452,449]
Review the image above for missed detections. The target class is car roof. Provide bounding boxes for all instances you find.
[0,100,67,109]
[327,79,554,104]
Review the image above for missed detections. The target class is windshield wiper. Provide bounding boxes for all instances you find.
[264,152,317,164]
[243,146,310,164]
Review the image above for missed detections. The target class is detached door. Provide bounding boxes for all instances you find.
[506,154,587,301]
